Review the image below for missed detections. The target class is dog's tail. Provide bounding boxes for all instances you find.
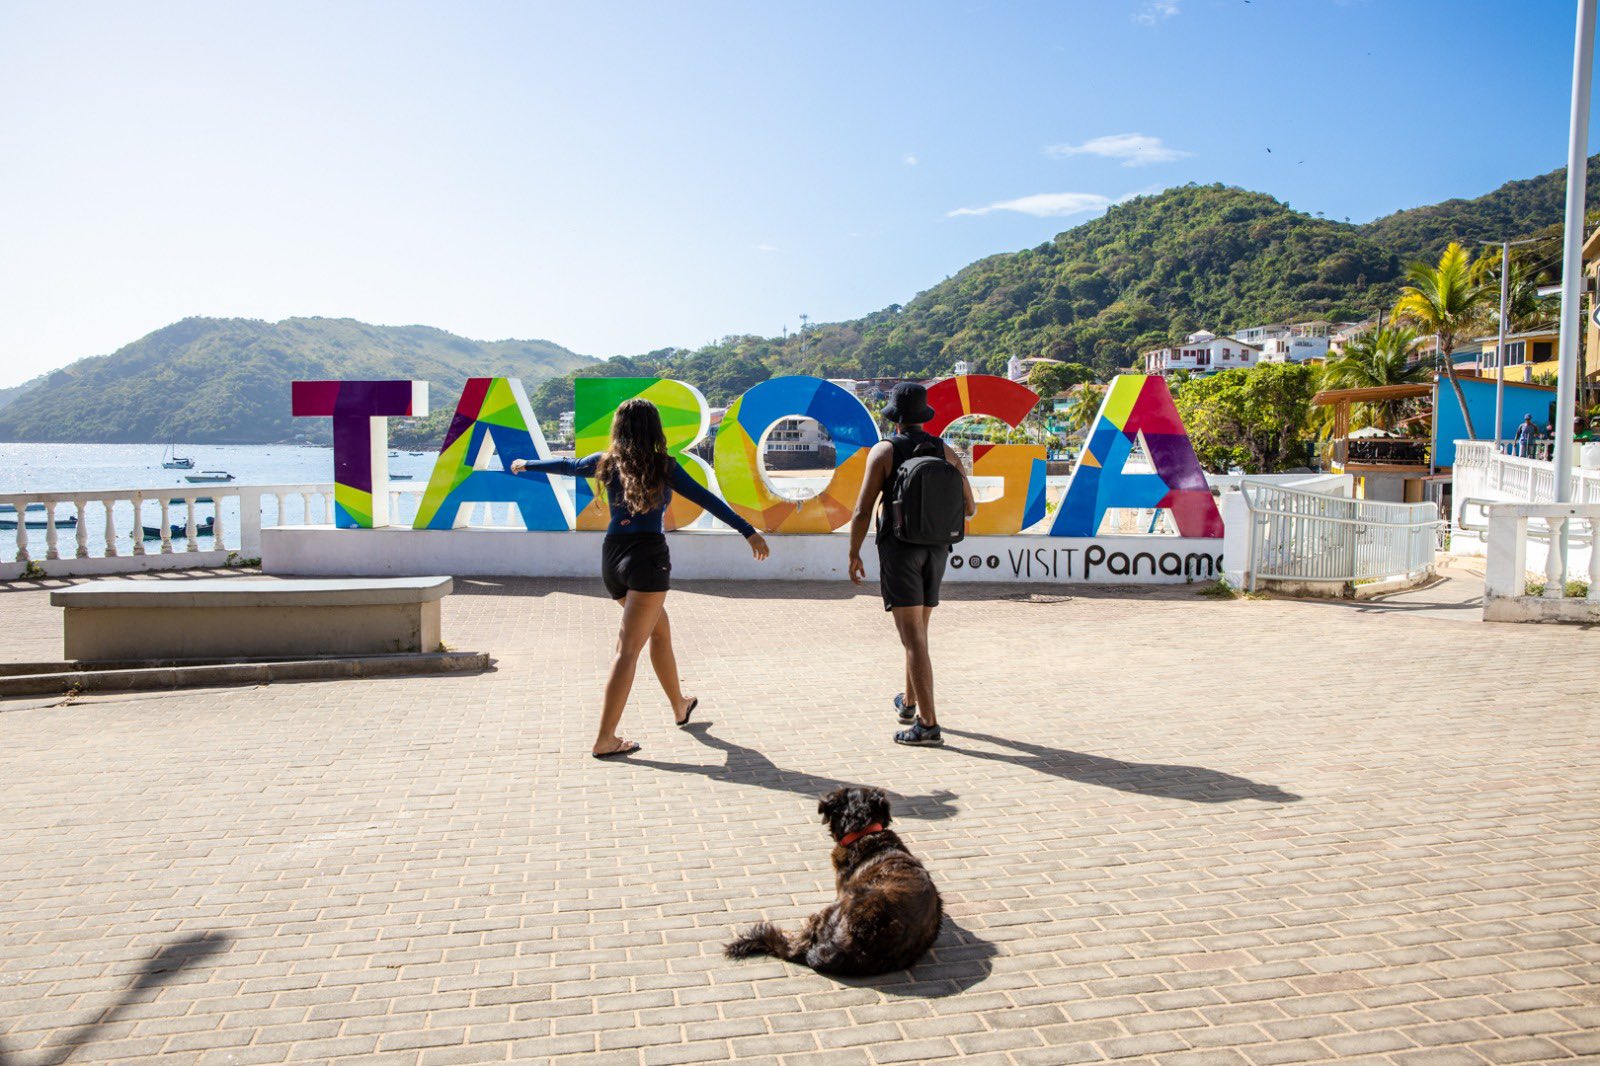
[724,922,802,962]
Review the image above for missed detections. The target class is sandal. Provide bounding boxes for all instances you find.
[894,720,943,747]
[675,697,699,728]
[592,740,641,760]
[893,693,917,725]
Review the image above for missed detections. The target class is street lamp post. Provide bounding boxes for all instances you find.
[1554,0,1597,505]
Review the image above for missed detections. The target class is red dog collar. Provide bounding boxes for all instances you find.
[838,823,885,847]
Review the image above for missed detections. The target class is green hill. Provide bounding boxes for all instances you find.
[7,157,1596,442]
[0,317,595,444]
[530,157,1600,415]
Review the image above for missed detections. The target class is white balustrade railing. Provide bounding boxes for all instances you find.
[1239,479,1440,592]
[1,483,336,578]
[1453,440,1600,508]
[1483,501,1600,619]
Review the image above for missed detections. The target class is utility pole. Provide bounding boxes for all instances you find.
[1490,237,1544,451]
[798,313,810,362]
[1495,241,1511,451]
[1554,0,1596,506]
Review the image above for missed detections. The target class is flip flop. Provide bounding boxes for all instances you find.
[676,697,699,728]
[592,740,641,760]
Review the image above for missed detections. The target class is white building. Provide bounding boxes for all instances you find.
[1328,320,1374,357]
[1007,356,1065,383]
[953,360,971,377]
[765,417,830,453]
[1232,322,1290,347]
[1251,320,1337,364]
[827,378,859,396]
[558,411,574,439]
[1142,331,1262,377]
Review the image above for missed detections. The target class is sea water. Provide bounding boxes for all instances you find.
[0,442,438,563]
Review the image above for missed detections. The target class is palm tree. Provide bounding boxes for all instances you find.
[1472,248,1557,334]
[1320,327,1430,430]
[1393,242,1492,439]
[1060,383,1105,438]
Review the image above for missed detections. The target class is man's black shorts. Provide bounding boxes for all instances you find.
[877,535,949,612]
[601,532,671,600]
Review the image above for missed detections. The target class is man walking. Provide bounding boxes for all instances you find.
[847,382,975,747]
[1514,414,1536,457]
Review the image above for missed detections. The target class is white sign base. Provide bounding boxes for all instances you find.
[261,527,1226,585]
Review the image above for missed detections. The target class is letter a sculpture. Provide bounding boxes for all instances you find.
[1050,374,1223,538]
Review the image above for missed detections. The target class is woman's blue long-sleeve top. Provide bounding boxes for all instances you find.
[516,455,757,538]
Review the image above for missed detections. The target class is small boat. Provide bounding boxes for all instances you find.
[161,443,194,469]
[185,471,235,483]
[0,513,77,530]
[168,497,213,505]
[388,450,400,458]
[408,451,425,456]
[390,473,415,480]
[143,517,215,540]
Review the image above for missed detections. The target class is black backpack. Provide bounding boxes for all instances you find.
[886,432,966,546]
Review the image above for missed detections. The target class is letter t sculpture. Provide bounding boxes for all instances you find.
[292,380,429,528]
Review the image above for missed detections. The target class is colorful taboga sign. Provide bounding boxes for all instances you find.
[293,372,1223,538]
[290,379,428,528]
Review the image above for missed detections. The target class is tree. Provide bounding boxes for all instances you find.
[1319,327,1429,430]
[1174,365,1318,473]
[1059,384,1105,438]
[1027,361,1095,398]
[1393,242,1491,439]
[1471,247,1557,334]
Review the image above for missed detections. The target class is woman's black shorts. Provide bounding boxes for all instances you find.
[601,532,671,600]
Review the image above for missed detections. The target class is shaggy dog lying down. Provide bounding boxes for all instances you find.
[725,787,942,976]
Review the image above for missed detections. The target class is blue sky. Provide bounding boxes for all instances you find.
[2,0,1597,387]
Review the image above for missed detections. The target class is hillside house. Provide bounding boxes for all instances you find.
[1142,331,1262,377]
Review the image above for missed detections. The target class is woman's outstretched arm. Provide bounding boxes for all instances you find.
[669,465,767,558]
[511,454,601,478]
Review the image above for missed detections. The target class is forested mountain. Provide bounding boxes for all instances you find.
[530,156,1600,416]
[0,317,594,443]
[6,156,1597,442]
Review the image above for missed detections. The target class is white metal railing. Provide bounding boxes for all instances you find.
[1239,480,1440,591]
[1453,440,1600,508]
[1,483,336,578]
[1483,502,1600,613]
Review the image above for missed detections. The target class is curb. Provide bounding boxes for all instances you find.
[0,652,491,700]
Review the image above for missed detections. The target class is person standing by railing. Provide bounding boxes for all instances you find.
[1514,415,1537,458]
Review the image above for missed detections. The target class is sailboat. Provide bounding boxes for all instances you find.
[161,443,194,469]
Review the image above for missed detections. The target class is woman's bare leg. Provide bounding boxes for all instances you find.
[596,590,667,755]
[645,608,696,722]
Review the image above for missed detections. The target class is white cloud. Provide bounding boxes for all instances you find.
[753,242,778,252]
[948,192,1114,219]
[903,154,919,166]
[1133,1,1180,25]
[1045,133,1191,167]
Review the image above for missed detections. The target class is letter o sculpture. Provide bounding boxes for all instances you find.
[713,376,881,533]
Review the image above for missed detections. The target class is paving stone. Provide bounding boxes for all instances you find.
[0,569,1594,1066]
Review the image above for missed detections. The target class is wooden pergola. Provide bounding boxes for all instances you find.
[1312,383,1436,473]
[1312,383,1435,441]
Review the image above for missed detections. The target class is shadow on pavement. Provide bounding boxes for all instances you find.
[840,917,997,998]
[21,931,232,1066]
[939,728,1301,804]
[630,723,961,821]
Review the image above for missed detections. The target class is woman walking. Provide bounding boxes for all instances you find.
[513,399,769,758]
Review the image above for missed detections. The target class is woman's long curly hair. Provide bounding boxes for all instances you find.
[597,399,673,516]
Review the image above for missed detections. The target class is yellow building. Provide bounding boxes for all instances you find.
[1584,225,1600,381]
[1473,328,1560,384]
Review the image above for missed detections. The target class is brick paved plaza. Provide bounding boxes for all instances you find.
[1,568,1597,1065]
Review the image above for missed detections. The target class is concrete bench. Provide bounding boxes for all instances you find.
[51,577,453,661]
